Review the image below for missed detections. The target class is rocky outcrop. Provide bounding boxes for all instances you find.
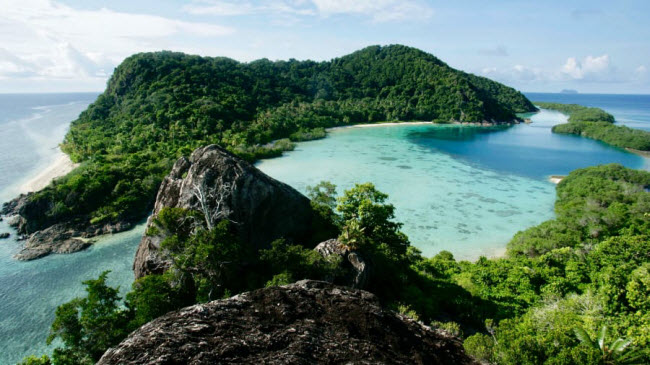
[134,144,331,279]
[0,232,9,239]
[315,239,371,290]
[2,195,133,260]
[99,280,478,365]
[12,223,90,260]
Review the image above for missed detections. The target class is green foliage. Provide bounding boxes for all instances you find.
[125,271,193,329]
[18,355,52,365]
[46,271,130,363]
[537,101,650,151]
[307,181,338,210]
[396,304,420,321]
[536,102,615,123]
[34,166,650,364]
[337,183,409,257]
[259,239,342,283]
[553,121,650,151]
[509,164,650,256]
[265,271,294,287]
[431,320,463,337]
[23,45,535,235]
[289,127,327,141]
[463,333,495,363]
[574,325,644,364]
[158,216,251,302]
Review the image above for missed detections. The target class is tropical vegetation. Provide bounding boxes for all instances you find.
[536,101,650,151]
[25,164,650,364]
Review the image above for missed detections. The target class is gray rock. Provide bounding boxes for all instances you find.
[0,232,9,239]
[133,144,329,279]
[99,280,478,365]
[13,223,91,260]
[7,215,25,230]
[315,238,370,289]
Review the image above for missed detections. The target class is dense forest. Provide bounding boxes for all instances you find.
[536,102,650,151]
[24,164,650,364]
[16,45,535,235]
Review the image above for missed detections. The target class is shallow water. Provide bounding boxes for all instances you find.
[0,94,144,364]
[256,109,647,259]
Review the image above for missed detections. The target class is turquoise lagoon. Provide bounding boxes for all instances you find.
[0,93,648,363]
[256,108,647,259]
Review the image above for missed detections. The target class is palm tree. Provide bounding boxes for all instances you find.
[574,325,644,364]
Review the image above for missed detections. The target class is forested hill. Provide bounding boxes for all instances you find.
[63,45,534,163]
[12,45,536,238]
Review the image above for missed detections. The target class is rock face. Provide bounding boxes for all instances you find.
[99,280,478,365]
[133,144,327,279]
[315,238,371,290]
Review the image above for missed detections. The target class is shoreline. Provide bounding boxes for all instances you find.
[326,121,434,131]
[548,175,565,184]
[625,147,650,158]
[19,152,78,194]
[326,119,520,132]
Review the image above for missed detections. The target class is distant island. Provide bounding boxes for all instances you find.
[535,101,650,152]
[560,89,578,94]
[1,44,537,260]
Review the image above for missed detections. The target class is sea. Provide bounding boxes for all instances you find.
[0,92,648,363]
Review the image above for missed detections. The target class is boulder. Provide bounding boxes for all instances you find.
[0,232,9,239]
[133,144,329,279]
[98,280,478,365]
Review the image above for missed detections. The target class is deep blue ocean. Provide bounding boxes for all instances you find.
[0,92,649,363]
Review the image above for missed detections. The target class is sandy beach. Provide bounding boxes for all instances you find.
[326,121,433,131]
[548,175,565,184]
[625,148,650,158]
[20,153,78,193]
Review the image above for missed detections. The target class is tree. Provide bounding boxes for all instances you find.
[46,271,130,363]
[306,181,337,210]
[574,325,643,364]
[337,183,409,257]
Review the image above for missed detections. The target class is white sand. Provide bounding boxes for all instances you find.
[327,121,433,131]
[20,153,78,193]
[548,175,565,184]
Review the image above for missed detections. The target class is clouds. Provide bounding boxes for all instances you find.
[183,0,316,17]
[561,54,612,80]
[0,0,233,90]
[480,53,638,88]
[311,0,433,22]
[183,0,433,22]
[478,45,509,57]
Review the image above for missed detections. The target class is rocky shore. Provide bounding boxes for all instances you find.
[1,194,133,260]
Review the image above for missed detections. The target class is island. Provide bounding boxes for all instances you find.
[536,101,650,152]
[1,44,537,260]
